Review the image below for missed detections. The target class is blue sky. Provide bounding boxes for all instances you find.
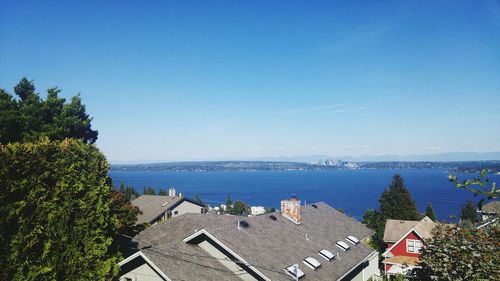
[1,0,499,163]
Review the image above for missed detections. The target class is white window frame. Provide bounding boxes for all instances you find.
[406,239,423,253]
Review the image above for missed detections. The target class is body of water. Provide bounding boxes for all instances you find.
[109,169,499,221]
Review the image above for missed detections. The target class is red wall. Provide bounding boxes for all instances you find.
[389,231,422,257]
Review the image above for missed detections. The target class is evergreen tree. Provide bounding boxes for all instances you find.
[0,138,119,280]
[158,188,168,196]
[0,89,21,143]
[195,193,202,204]
[0,78,98,144]
[143,186,156,195]
[425,202,437,221]
[118,182,139,202]
[460,200,477,224]
[225,195,232,213]
[379,174,420,221]
[231,200,249,216]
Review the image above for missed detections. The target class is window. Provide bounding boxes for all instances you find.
[407,239,423,253]
[174,210,179,215]
[303,256,321,270]
[286,264,305,280]
[319,249,335,261]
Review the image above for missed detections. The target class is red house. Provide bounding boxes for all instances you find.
[382,216,436,278]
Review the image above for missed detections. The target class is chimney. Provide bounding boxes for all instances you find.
[168,187,177,197]
[281,195,301,225]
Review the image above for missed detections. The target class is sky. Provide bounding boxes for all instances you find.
[1,0,499,163]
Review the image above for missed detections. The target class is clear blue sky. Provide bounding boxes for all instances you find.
[1,0,499,163]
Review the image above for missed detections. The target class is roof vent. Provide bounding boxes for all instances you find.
[285,264,305,280]
[312,204,318,209]
[269,215,277,221]
[238,220,249,229]
[303,256,321,270]
[346,235,360,245]
[319,249,335,261]
[335,241,350,251]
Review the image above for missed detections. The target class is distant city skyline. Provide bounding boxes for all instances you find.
[1,1,499,163]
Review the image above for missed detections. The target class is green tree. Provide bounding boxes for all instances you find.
[0,78,98,144]
[379,174,420,221]
[158,188,168,196]
[143,186,156,195]
[231,200,250,216]
[425,202,437,222]
[118,182,139,202]
[0,89,21,143]
[364,175,420,258]
[0,138,119,280]
[460,200,477,224]
[449,169,498,210]
[362,209,385,253]
[225,195,233,213]
[415,224,500,281]
[195,193,202,204]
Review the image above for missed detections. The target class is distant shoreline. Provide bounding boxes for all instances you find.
[110,160,500,173]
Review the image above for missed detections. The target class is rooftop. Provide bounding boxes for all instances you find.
[131,195,203,224]
[383,216,436,243]
[129,202,375,281]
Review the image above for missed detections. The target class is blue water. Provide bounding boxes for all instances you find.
[109,169,499,221]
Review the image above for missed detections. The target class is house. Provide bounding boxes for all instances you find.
[131,189,205,225]
[478,200,500,222]
[382,216,436,278]
[118,197,380,281]
[250,206,266,216]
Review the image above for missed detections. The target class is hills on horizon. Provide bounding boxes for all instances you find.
[111,151,500,165]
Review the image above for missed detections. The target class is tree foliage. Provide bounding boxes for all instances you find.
[379,174,420,221]
[0,138,119,280]
[118,182,140,202]
[0,78,98,144]
[460,200,478,224]
[158,188,168,196]
[425,202,437,222]
[449,169,498,210]
[364,174,420,257]
[230,200,250,216]
[143,186,156,195]
[415,224,500,281]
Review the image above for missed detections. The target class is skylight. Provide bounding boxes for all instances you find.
[346,235,359,245]
[319,249,335,261]
[336,241,350,251]
[286,264,305,280]
[303,257,321,270]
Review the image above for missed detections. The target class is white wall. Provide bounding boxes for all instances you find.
[171,200,203,217]
[350,252,380,281]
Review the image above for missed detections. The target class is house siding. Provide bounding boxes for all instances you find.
[389,231,421,257]
[171,200,203,218]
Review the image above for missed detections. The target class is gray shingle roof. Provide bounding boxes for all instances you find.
[130,202,375,281]
[482,201,500,213]
[383,216,436,243]
[132,195,203,224]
